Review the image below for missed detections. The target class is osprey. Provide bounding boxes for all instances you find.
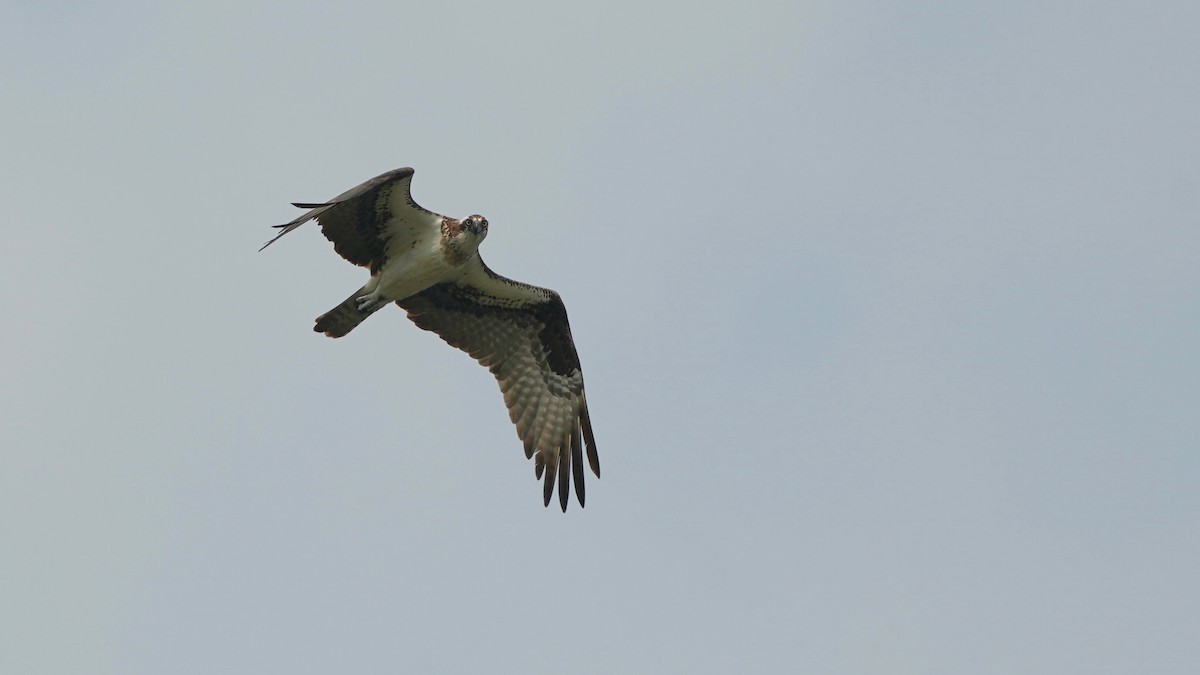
[261,167,599,510]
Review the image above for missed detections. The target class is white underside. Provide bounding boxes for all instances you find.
[364,235,466,305]
[359,204,552,308]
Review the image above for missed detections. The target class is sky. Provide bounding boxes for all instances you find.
[2,1,1198,673]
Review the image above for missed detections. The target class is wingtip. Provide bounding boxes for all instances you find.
[558,445,573,512]
[571,426,586,508]
[582,407,600,478]
[258,230,288,252]
[260,220,304,252]
[542,459,556,508]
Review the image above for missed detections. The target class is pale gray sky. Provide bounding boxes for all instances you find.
[2,1,1198,673]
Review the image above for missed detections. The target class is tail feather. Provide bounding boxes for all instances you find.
[314,288,383,338]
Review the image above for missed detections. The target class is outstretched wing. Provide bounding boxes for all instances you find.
[260,167,442,273]
[397,262,600,511]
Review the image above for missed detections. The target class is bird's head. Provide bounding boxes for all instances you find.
[462,214,489,239]
[442,214,489,265]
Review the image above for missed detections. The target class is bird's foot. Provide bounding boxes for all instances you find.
[355,293,383,313]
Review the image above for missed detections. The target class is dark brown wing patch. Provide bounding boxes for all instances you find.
[315,185,393,273]
[260,167,431,268]
[314,168,426,273]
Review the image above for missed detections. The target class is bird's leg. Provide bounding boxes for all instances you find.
[355,289,387,313]
[355,274,385,312]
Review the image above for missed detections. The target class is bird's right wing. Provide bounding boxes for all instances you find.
[260,167,441,274]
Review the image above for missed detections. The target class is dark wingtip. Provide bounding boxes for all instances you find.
[558,451,570,512]
[291,202,331,209]
[260,222,298,252]
[581,405,600,478]
[572,426,586,508]
[542,457,556,508]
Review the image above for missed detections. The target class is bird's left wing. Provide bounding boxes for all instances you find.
[398,266,600,511]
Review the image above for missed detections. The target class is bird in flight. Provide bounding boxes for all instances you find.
[261,168,599,510]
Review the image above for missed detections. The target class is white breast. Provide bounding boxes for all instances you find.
[376,234,464,302]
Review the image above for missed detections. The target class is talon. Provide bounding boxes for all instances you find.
[356,295,377,312]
